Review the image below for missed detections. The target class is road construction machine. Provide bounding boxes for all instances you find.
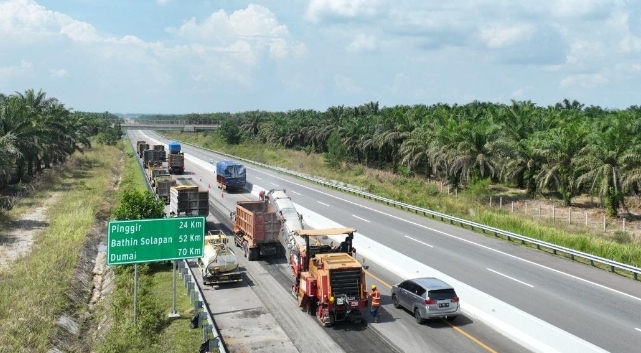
[197,230,242,285]
[291,228,367,327]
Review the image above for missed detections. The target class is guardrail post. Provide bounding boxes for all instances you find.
[499,197,502,208]
[511,201,514,212]
[538,205,541,218]
[603,215,606,230]
[623,218,626,232]
[552,206,555,220]
[568,208,571,224]
[489,197,492,207]
[187,281,194,296]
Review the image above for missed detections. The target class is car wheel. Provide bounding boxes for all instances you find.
[414,309,424,324]
[392,295,401,309]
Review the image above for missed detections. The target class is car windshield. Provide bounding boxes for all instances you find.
[427,289,457,300]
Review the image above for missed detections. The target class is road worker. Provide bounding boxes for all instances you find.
[366,284,381,323]
[259,190,265,201]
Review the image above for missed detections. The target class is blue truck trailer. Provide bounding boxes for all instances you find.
[216,161,246,191]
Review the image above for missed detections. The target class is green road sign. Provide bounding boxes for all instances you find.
[107,217,205,265]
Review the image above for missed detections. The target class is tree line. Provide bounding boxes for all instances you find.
[0,89,122,189]
[143,100,641,217]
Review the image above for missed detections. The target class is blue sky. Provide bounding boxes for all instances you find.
[1,0,640,114]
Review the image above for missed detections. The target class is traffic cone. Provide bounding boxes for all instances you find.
[208,183,211,188]
[199,178,202,181]
[221,192,224,198]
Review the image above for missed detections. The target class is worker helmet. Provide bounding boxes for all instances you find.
[371,285,377,290]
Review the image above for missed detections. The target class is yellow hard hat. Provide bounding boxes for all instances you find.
[371,284,377,290]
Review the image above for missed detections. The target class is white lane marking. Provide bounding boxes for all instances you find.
[291,191,301,195]
[255,176,262,180]
[636,328,641,332]
[250,171,641,303]
[405,235,433,248]
[487,268,534,288]
[270,183,279,186]
[352,215,370,223]
[317,201,330,206]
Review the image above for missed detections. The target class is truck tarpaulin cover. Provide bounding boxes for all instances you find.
[216,161,246,179]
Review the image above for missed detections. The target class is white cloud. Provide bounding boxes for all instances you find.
[0,60,33,80]
[347,33,377,52]
[560,73,608,89]
[479,23,535,49]
[306,0,382,23]
[49,68,68,78]
[334,75,364,94]
[170,4,305,60]
[511,86,534,99]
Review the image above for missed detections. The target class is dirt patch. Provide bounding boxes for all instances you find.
[0,193,61,270]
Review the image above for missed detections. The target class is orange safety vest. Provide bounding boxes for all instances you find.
[370,290,381,307]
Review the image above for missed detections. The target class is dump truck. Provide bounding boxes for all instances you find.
[216,160,246,191]
[154,174,175,204]
[169,185,209,217]
[167,152,185,175]
[136,141,149,158]
[153,144,167,162]
[197,230,242,285]
[143,149,163,167]
[146,165,167,183]
[232,200,281,261]
[291,228,367,327]
[136,141,148,158]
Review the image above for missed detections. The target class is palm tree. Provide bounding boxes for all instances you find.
[534,119,589,206]
[574,111,641,216]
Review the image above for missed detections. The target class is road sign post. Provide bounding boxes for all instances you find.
[107,217,206,322]
[107,217,206,265]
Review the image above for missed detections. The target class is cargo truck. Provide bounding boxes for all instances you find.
[138,143,149,158]
[197,230,242,285]
[136,141,148,158]
[232,200,281,261]
[169,185,209,217]
[216,161,246,191]
[147,165,167,183]
[153,144,167,162]
[167,153,185,175]
[154,175,175,204]
[143,149,163,167]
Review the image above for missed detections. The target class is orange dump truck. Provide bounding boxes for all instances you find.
[232,200,282,261]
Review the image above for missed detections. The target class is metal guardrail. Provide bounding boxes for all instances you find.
[185,141,641,281]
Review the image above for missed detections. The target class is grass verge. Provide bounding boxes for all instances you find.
[0,143,120,352]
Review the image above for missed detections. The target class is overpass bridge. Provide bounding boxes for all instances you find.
[120,122,219,131]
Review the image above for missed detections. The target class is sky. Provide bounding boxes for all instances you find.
[1,0,640,114]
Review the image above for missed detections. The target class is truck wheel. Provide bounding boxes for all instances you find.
[248,248,259,261]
